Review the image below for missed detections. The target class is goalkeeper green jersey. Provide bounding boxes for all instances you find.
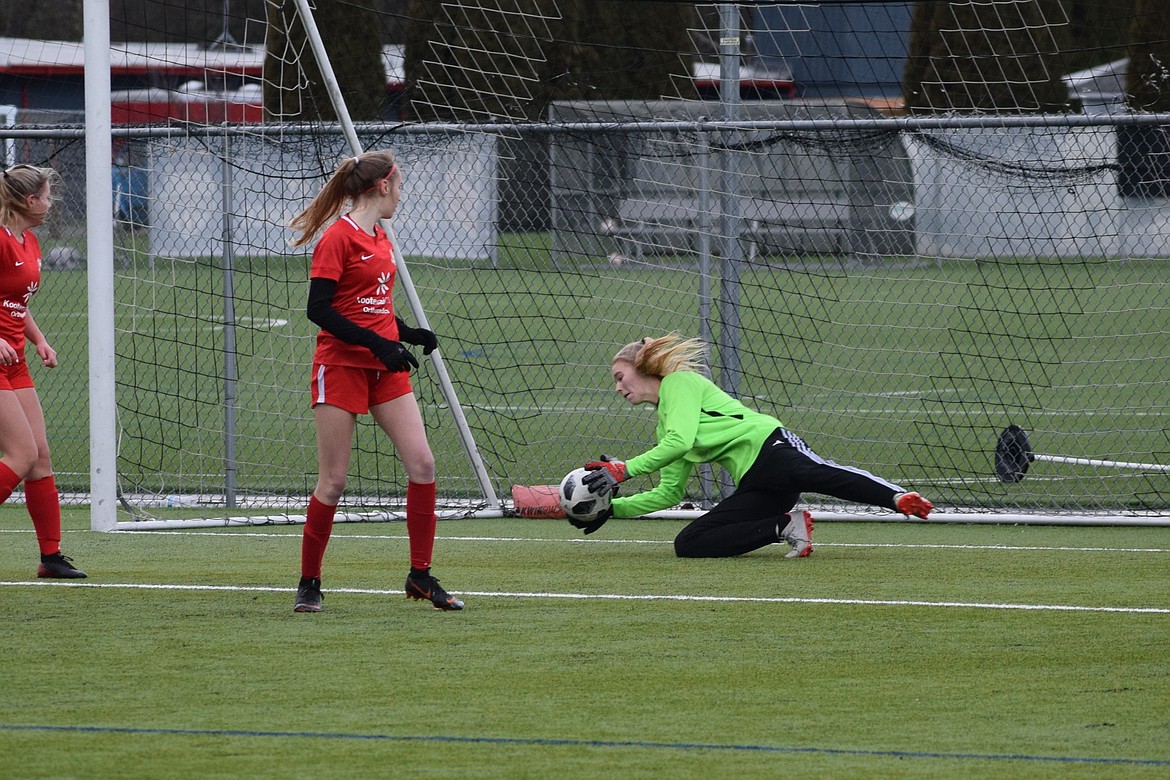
[611,371,785,518]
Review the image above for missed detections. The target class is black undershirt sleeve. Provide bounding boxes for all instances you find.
[306,276,385,352]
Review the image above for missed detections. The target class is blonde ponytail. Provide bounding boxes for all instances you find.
[613,333,707,378]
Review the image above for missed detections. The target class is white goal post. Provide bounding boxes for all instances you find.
[289,0,500,513]
[84,0,119,530]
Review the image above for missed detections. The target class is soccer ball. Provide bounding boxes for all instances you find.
[559,467,611,522]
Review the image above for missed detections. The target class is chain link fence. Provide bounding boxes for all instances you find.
[4,110,1169,518]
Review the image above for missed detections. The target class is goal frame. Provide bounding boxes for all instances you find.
[84,0,504,530]
[79,0,1170,529]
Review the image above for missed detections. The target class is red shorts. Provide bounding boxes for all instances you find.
[310,363,413,415]
[0,359,34,392]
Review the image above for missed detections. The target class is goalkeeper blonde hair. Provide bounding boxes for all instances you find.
[613,333,708,378]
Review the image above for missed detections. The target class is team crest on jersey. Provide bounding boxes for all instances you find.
[375,272,391,295]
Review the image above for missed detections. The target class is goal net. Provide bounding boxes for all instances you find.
[27,0,1170,526]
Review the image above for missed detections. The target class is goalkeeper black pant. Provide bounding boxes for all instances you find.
[673,427,904,558]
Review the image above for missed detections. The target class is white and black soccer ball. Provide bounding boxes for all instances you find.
[559,467,611,523]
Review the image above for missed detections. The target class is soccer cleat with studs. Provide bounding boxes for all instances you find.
[895,491,933,519]
[37,552,87,579]
[405,570,464,611]
[780,510,815,558]
[294,577,323,613]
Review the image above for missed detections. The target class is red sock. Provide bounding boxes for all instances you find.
[406,481,437,571]
[0,461,20,506]
[301,495,337,579]
[25,475,62,556]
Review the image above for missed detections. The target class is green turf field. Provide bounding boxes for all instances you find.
[1,509,1168,778]
[25,246,1170,519]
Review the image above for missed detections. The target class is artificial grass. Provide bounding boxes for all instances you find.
[1,508,1167,779]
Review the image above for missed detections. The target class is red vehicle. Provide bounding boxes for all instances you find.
[1,37,793,125]
[0,37,403,124]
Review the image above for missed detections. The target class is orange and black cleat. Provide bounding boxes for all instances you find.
[37,552,87,579]
[405,570,465,611]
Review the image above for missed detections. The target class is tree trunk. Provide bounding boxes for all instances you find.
[263,0,386,122]
[1127,0,1170,111]
[404,0,693,122]
[904,0,1071,114]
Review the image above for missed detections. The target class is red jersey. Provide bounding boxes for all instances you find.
[309,214,400,369]
[0,227,42,354]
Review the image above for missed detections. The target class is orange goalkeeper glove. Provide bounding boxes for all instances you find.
[582,456,628,497]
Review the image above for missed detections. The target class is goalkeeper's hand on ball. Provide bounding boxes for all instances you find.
[567,506,613,535]
[583,455,628,497]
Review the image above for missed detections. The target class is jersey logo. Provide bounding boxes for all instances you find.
[360,253,375,261]
[375,272,391,295]
[14,261,24,266]
[22,281,38,303]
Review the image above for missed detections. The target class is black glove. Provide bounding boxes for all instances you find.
[370,338,419,373]
[567,506,612,535]
[396,318,438,355]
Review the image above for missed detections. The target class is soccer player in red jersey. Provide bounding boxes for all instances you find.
[0,164,86,578]
[287,150,462,612]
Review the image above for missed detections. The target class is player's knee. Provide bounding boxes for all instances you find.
[30,449,53,479]
[673,532,701,558]
[402,452,435,484]
[314,474,347,504]
[3,449,37,481]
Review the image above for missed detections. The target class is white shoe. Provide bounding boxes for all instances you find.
[780,510,814,558]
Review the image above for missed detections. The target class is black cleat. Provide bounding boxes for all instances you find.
[37,553,87,579]
[405,570,464,611]
[294,577,323,612]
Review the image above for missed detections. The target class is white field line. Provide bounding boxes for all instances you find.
[90,313,292,329]
[796,409,1170,418]
[450,404,1170,418]
[67,529,1170,554]
[0,579,1166,614]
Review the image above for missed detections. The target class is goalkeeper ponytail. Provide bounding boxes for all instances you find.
[614,333,708,379]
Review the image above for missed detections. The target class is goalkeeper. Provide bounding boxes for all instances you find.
[575,333,933,557]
